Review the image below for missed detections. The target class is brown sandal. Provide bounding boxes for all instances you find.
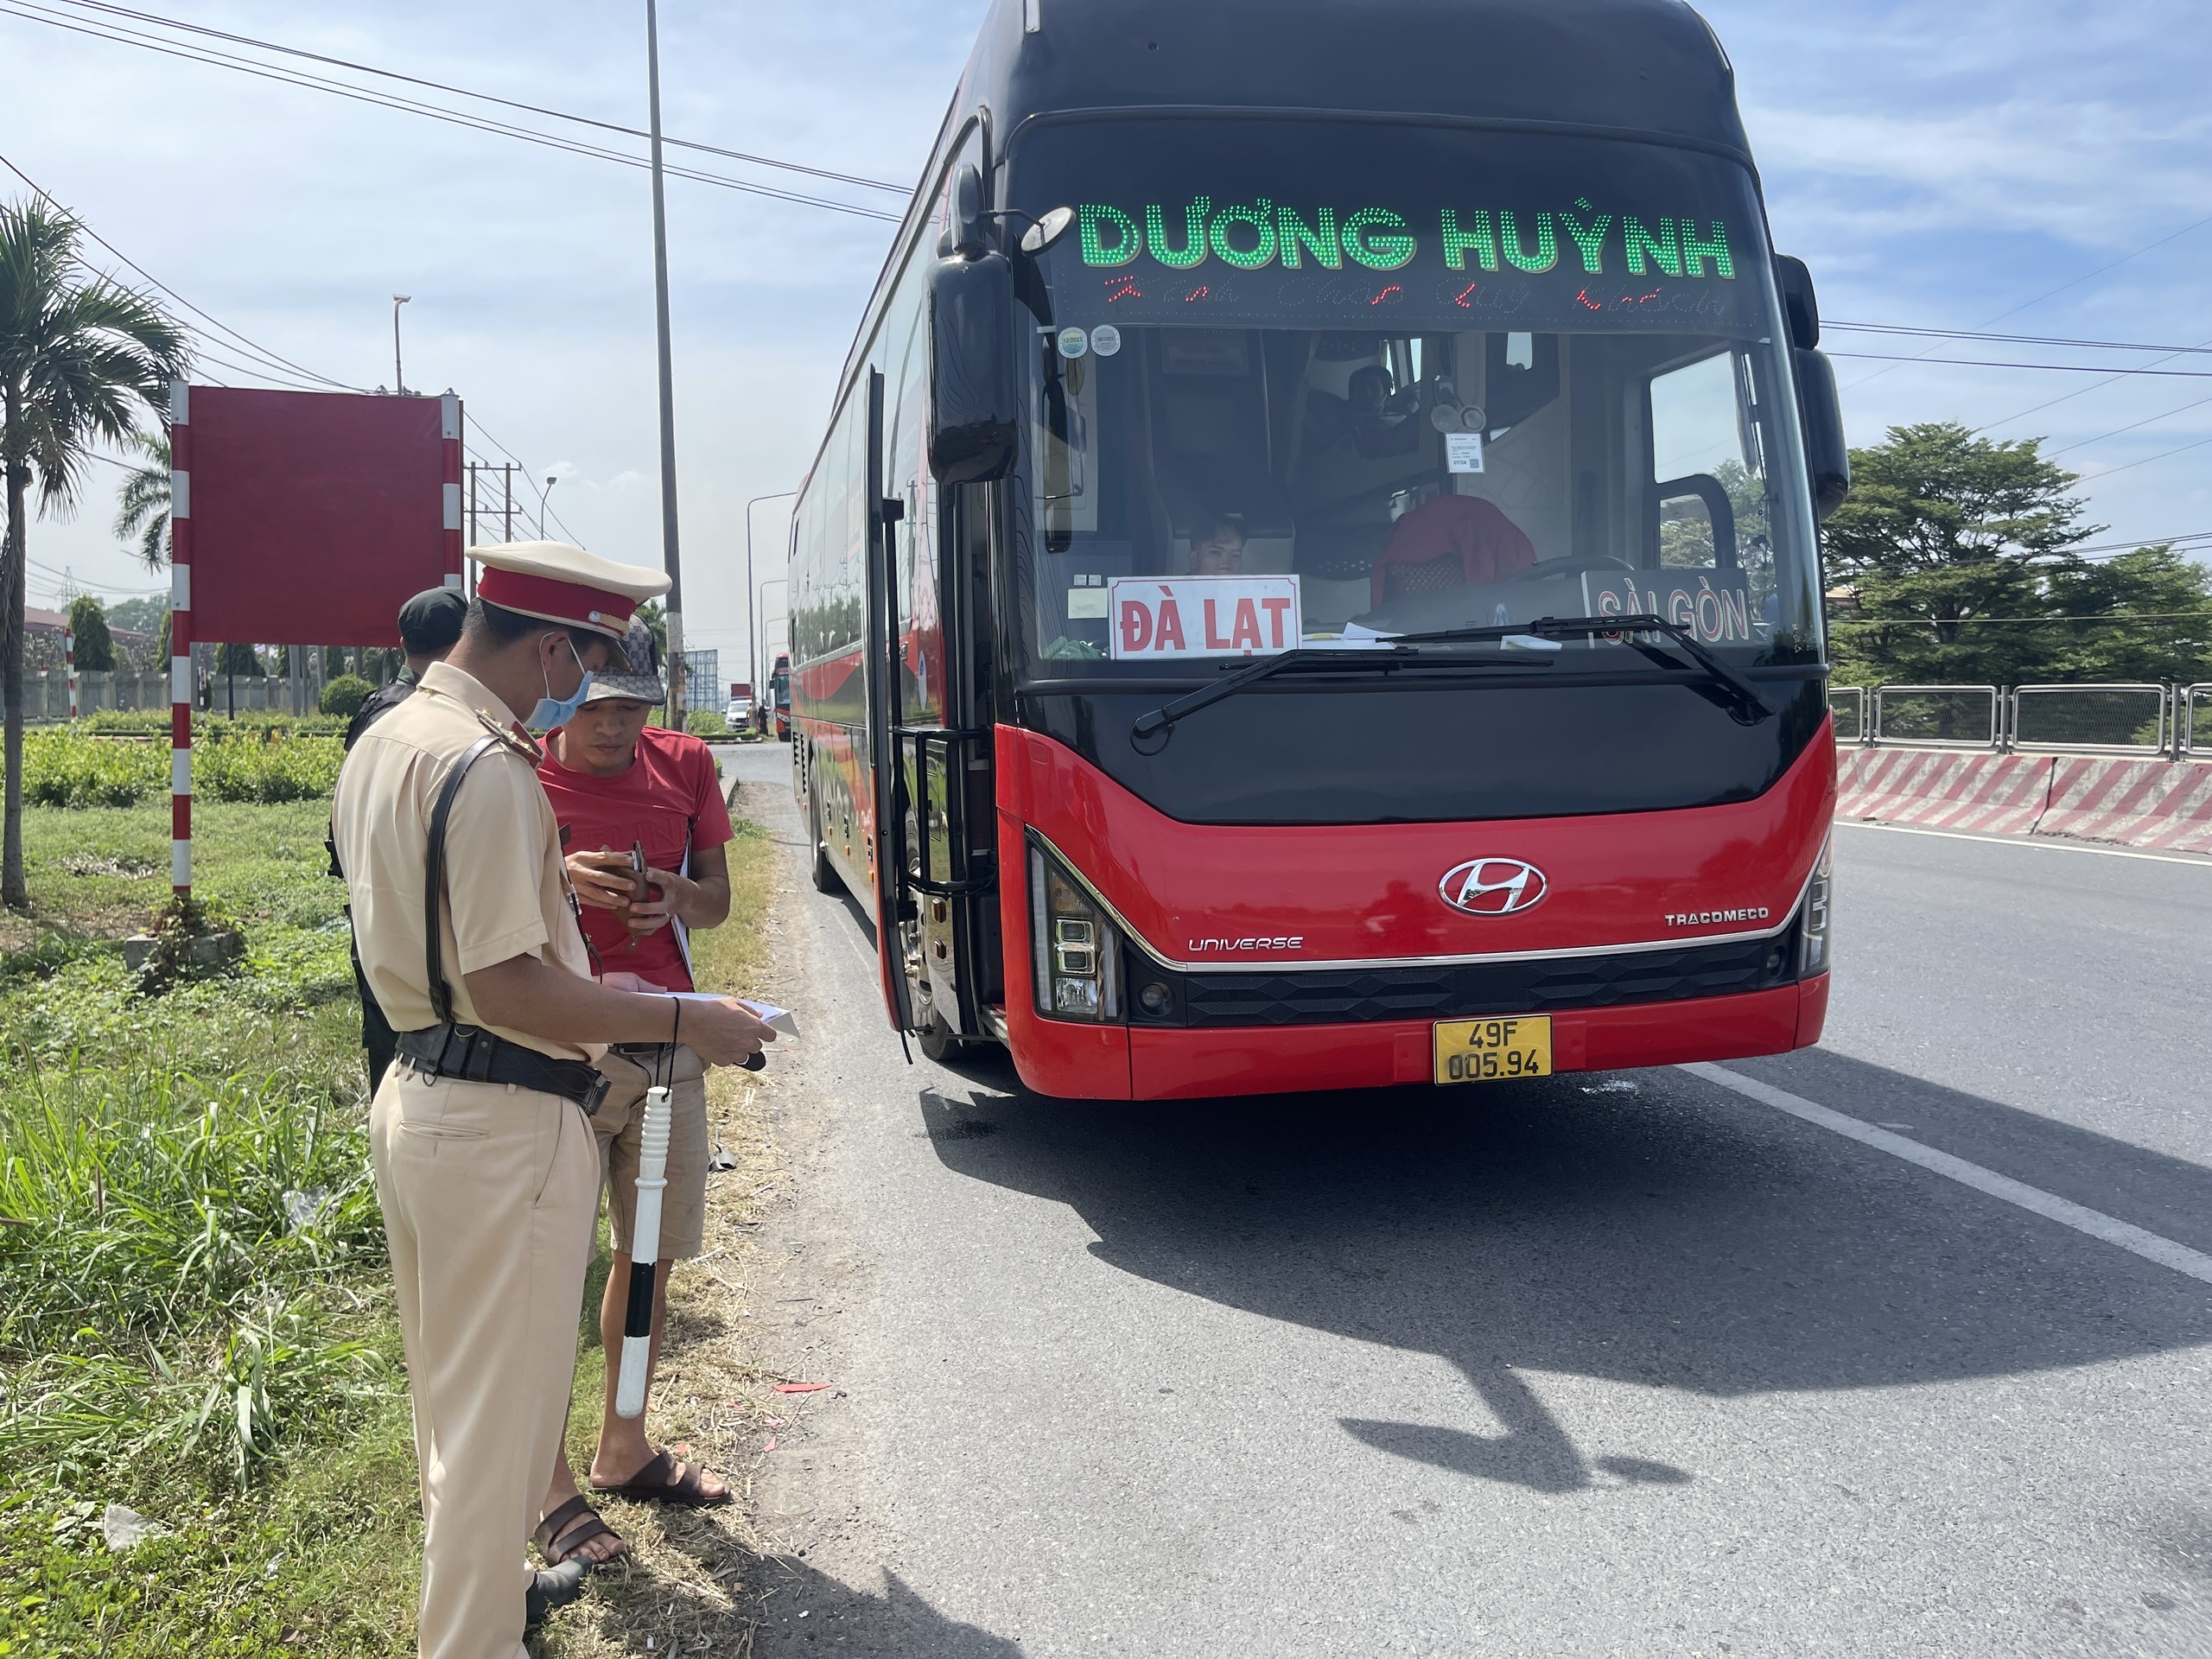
[590,1447,732,1508]
[534,1494,625,1563]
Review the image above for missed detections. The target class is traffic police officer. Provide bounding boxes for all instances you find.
[332,542,774,1659]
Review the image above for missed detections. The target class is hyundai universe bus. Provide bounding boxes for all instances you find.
[789,0,1850,1100]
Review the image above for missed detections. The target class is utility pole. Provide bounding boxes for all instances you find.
[392,295,410,395]
[645,0,687,724]
[502,463,515,543]
[467,461,480,547]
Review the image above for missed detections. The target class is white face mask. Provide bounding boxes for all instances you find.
[526,637,595,730]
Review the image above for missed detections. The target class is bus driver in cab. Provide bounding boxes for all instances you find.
[1189,513,1246,575]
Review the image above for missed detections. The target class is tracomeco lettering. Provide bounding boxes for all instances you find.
[1664,908,1771,926]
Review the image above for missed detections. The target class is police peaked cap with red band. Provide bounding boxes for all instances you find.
[467,541,671,667]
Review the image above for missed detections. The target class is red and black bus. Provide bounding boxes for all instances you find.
[789,0,1848,1100]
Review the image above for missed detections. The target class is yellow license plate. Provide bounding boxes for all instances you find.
[1433,1015,1553,1084]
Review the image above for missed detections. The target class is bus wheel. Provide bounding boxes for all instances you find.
[917,1011,963,1063]
[809,797,839,895]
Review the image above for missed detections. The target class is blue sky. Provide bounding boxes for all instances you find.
[5,0,2209,662]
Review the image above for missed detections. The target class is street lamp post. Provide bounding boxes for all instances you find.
[743,491,798,691]
[391,295,410,395]
[757,575,789,735]
[643,0,688,724]
[541,474,559,539]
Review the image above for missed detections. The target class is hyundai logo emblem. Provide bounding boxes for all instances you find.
[1440,858,1548,916]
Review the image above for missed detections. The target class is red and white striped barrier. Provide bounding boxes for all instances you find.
[1837,749,2055,836]
[65,628,76,720]
[1837,745,2212,855]
[170,378,194,897]
[2037,757,2212,855]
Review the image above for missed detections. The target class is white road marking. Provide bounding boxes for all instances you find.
[1684,1063,2212,1287]
[1835,818,2212,868]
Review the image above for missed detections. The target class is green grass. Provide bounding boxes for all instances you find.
[22,728,346,809]
[0,796,420,1656]
[0,773,785,1656]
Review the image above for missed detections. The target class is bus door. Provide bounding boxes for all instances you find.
[867,369,999,1043]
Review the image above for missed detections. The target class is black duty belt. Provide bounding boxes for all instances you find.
[393,731,606,1115]
[396,1023,609,1115]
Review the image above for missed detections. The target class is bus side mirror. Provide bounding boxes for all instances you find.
[1775,254,1821,350]
[1793,346,1850,521]
[927,247,1019,484]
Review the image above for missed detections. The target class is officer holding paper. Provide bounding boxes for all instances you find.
[332,541,775,1658]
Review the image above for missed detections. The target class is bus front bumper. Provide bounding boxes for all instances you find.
[1007,976,1828,1102]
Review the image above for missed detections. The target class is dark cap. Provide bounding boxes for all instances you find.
[580,615,667,706]
[397,586,467,657]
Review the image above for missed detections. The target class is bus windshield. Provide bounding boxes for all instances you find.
[1008,119,1821,684]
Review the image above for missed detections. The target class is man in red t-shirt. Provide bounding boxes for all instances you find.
[531,619,739,1565]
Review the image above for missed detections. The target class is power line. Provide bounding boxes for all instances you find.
[1834,610,2212,629]
[1830,352,2212,379]
[1830,321,2212,357]
[1840,210,2212,392]
[2082,430,2212,483]
[2044,393,2212,460]
[47,0,908,195]
[0,3,902,222]
[0,147,359,390]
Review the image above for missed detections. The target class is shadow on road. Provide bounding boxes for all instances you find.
[746,1560,1026,1656]
[911,1052,2212,1495]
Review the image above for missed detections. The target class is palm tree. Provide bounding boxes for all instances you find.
[2,198,190,907]
[114,429,170,569]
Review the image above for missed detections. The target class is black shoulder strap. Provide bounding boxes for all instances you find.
[424,734,505,1027]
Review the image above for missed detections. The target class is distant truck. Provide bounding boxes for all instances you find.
[769,653,791,741]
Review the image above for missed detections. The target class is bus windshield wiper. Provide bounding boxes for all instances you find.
[1386,613,1772,726]
[1129,639,1552,745]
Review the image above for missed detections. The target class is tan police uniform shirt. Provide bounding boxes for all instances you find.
[332,660,601,1064]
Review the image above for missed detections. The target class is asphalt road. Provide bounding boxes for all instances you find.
[725,747,2212,1658]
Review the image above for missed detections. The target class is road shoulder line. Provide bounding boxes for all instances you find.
[1834,818,2212,868]
[1684,1062,2212,1287]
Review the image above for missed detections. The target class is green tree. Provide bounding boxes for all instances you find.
[2,198,191,906]
[2043,545,2212,685]
[105,594,162,634]
[1824,423,2096,687]
[66,593,111,671]
[112,429,169,569]
[215,642,262,677]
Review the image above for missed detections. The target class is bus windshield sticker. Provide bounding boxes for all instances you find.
[1446,431,1485,474]
[1057,326,1089,359]
[1583,569,1754,645]
[1090,323,1122,357]
[1109,576,1302,661]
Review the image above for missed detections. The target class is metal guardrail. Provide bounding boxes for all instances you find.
[1872,684,2001,750]
[1827,687,1868,746]
[2183,684,2212,760]
[2010,683,2169,757]
[1837,682,2212,761]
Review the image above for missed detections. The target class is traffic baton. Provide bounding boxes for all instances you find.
[613,1084,671,1419]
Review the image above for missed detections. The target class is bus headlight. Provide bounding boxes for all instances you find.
[1797,836,1833,976]
[1030,844,1122,1022]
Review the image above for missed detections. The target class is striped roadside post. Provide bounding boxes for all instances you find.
[442,393,463,589]
[169,379,194,898]
[65,628,76,720]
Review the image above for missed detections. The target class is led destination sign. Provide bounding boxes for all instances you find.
[1045,188,1758,334]
[1077,197,1737,283]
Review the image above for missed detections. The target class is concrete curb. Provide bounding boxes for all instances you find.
[1837,748,2212,855]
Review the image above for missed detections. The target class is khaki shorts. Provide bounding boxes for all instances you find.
[593,1045,709,1261]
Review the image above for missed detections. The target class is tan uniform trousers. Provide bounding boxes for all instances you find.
[371,1064,600,1659]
